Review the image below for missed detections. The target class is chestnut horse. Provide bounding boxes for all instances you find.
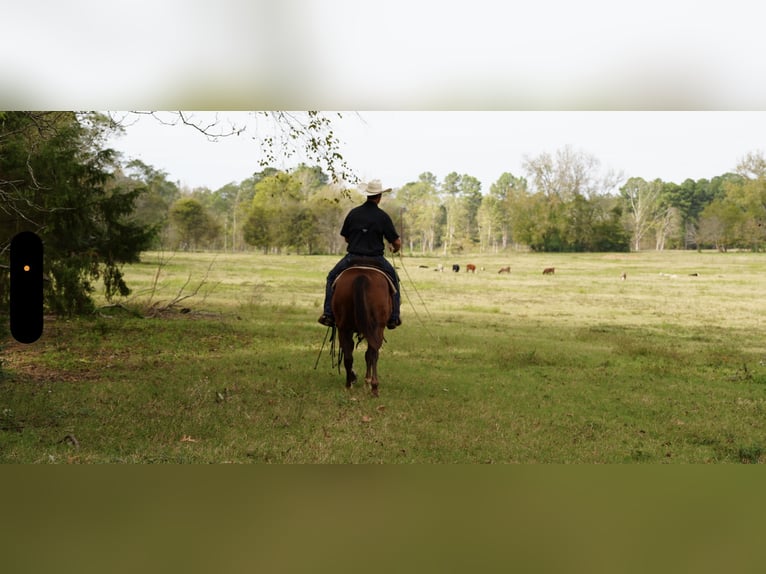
[331,266,393,397]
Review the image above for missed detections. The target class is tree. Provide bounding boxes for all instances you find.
[118,159,181,248]
[521,146,624,251]
[243,171,309,253]
[440,172,462,253]
[523,145,615,201]
[439,172,482,253]
[208,182,243,251]
[460,175,483,246]
[476,194,502,252]
[396,173,441,253]
[588,197,631,252]
[662,179,703,248]
[0,111,157,314]
[697,198,741,251]
[702,156,766,251]
[482,173,528,251]
[736,150,766,180]
[621,177,663,251]
[169,197,220,250]
[653,204,680,251]
[308,184,355,254]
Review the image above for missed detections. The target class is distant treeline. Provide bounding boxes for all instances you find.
[134,146,766,256]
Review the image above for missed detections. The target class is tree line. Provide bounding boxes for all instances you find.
[2,111,765,315]
[150,145,766,256]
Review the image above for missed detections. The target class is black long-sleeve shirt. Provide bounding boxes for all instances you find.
[341,201,400,256]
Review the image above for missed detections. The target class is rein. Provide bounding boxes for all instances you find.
[314,324,335,370]
[313,312,370,373]
[313,324,350,373]
[390,250,438,340]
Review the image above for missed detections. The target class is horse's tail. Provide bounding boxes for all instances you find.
[352,274,383,348]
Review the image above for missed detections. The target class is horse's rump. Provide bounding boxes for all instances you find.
[332,267,391,349]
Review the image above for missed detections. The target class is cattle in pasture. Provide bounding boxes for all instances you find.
[542,267,555,275]
[452,264,460,272]
[466,264,476,273]
[498,266,511,274]
[620,272,627,281]
[418,265,429,269]
[435,264,444,272]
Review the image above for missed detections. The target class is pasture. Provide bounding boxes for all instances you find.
[2,250,766,463]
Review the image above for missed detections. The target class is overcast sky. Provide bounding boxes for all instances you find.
[109,111,766,192]
[6,1,766,110]
[7,2,766,191]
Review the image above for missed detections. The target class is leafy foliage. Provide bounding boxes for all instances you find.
[242,168,348,254]
[169,197,221,250]
[0,112,157,314]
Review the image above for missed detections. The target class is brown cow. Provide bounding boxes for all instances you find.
[498,266,510,274]
[542,267,555,275]
[466,264,476,273]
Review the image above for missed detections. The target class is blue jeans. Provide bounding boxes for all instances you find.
[323,254,400,321]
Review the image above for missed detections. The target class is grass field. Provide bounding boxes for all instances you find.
[2,249,766,463]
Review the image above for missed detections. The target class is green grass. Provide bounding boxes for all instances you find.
[2,250,766,463]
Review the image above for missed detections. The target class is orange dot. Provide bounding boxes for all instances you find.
[23,265,30,272]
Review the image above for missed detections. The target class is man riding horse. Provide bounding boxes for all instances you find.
[318,180,402,329]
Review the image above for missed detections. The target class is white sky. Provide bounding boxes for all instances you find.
[109,111,766,192]
[4,2,766,111]
[5,1,766,191]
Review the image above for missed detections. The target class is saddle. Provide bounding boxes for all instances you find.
[332,259,397,294]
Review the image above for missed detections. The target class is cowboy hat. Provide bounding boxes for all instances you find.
[361,179,392,196]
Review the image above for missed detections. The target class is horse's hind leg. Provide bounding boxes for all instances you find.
[339,330,357,389]
[365,345,380,397]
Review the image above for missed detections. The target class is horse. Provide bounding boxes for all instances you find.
[331,265,393,397]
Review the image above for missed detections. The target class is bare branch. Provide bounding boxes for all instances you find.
[126,111,247,141]
[143,255,219,316]
[109,110,357,186]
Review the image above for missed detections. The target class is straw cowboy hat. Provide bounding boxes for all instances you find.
[361,179,392,196]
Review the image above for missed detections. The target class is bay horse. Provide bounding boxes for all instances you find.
[331,263,394,397]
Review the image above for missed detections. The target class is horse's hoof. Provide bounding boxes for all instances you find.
[371,386,379,397]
